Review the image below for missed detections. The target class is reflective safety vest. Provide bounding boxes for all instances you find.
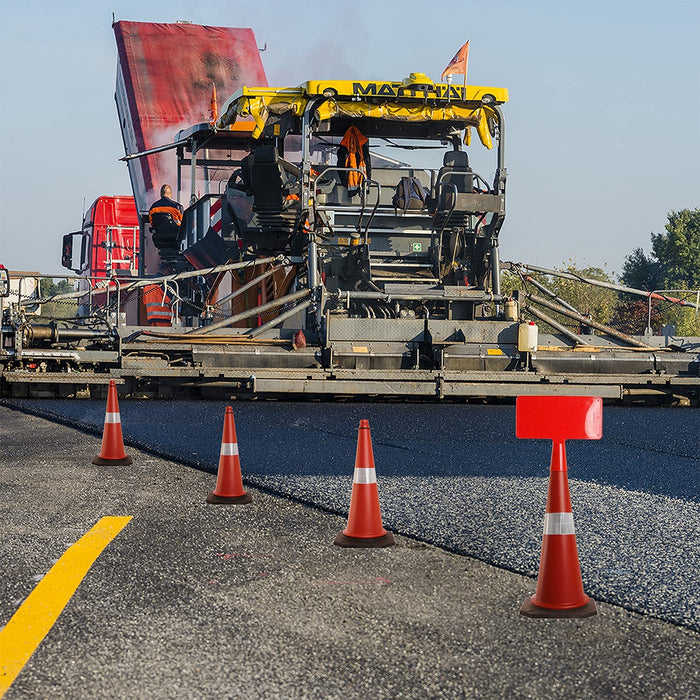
[149,196,184,225]
[143,284,173,326]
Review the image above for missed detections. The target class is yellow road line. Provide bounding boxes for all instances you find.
[0,516,132,697]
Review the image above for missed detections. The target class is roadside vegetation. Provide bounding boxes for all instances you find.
[502,208,700,337]
[37,278,79,320]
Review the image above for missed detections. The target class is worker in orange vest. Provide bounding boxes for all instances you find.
[149,184,184,225]
[149,184,184,271]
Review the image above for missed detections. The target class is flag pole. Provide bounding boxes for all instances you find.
[463,45,469,99]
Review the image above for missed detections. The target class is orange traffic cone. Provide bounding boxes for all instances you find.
[517,396,602,618]
[207,407,252,504]
[92,380,132,465]
[334,419,394,548]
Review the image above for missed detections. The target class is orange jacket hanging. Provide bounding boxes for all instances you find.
[142,284,173,326]
[338,126,370,193]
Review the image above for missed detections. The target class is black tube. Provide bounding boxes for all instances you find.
[189,288,311,335]
[523,275,580,315]
[56,328,112,341]
[344,290,504,303]
[526,293,654,349]
[523,305,584,346]
[23,324,112,346]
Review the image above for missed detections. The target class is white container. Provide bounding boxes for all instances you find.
[518,320,538,352]
[504,298,519,321]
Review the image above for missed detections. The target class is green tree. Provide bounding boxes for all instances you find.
[549,264,618,325]
[620,247,661,291]
[39,277,78,319]
[501,262,620,328]
[41,278,75,297]
[622,208,700,291]
[619,208,700,336]
[651,208,700,289]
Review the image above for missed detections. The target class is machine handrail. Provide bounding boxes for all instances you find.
[647,288,700,335]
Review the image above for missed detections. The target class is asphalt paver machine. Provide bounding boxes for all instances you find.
[2,74,698,402]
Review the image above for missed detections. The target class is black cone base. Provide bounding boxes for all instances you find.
[334,531,395,548]
[520,596,597,619]
[206,491,252,505]
[92,455,133,466]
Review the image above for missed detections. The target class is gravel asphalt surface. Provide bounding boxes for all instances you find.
[1,405,698,699]
[3,399,699,633]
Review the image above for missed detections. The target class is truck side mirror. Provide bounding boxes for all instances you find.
[0,265,9,298]
[61,233,74,269]
[61,232,89,273]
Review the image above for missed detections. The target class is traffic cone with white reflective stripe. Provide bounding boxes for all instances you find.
[334,419,394,548]
[92,380,132,465]
[520,439,596,618]
[207,406,252,504]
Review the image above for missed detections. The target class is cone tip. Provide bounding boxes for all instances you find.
[359,419,370,429]
[109,379,116,387]
[225,406,233,414]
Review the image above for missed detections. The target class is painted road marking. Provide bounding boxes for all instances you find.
[0,516,132,697]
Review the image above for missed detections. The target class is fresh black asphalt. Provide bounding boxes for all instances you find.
[4,399,699,633]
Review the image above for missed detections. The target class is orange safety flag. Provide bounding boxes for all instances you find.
[209,83,218,126]
[339,126,368,192]
[441,40,469,81]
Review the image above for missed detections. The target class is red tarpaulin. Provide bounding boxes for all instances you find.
[114,21,268,216]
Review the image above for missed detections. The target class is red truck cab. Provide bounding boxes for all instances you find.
[62,195,140,278]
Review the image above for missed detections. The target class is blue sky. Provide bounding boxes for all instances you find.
[1,0,698,276]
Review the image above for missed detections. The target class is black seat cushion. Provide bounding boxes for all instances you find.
[150,212,181,249]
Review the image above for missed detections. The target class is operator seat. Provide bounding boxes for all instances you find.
[435,150,473,205]
[430,150,476,229]
[150,212,182,262]
[244,145,299,251]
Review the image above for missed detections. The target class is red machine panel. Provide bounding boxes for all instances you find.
[113,21,268,216]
